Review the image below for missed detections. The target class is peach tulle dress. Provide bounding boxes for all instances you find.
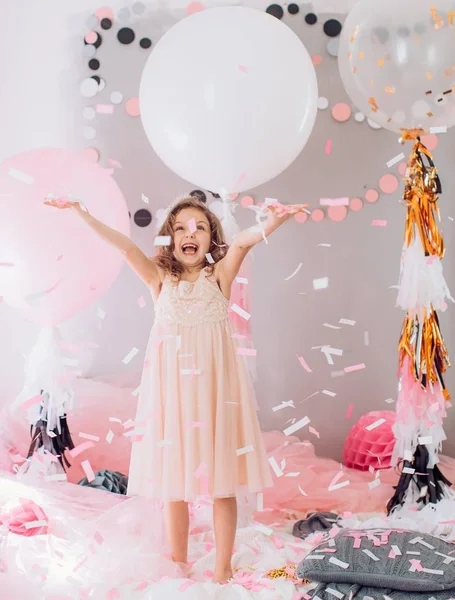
[127,267,273,501]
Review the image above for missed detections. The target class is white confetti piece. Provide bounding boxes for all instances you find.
[284,262,303,281]
[236,276,248,284]
[410,537,435,549]
[313,277,329,290]
[328,480,350,491]
[331,370,345,378]
[298,485,308,495]
[269,456,283,477]
[320,197,349,206]
[236,444,254,456]
[391,545,402,556]
[364,331,370,346]
[322,390,337,397]
[45,473,67,482]
[402,466,415,475]
[318,243,331,247]
[326,588,344,599]
[96,307,106,320]
[105,430,114,444]
[205,252,215,264]
[385,397,394,404]
[257,492,264,511]
[387,152,405,168]
[137,296,146,308]
[122,347,139,364]
[322,346,343,357]
[141,193,149,203]
[8,168,34,184]
[254,523,274,536]
[366,418,386,431]
[323,323,341,330]
[429,126,447,134]
[180,368,202,375]
[272,400,295,412]
[132,385,141,397]
[81,460,95,482]
[306,555,325,560]
[154,236,171,246]
[368,478,381,489]
[363,549,380,561]
[231,303,251,321]
[418,435,433,445]
[283,416,310,436]
[237,347,257,357]
[24,520,48,530]
[329,557,349,569]
[422,568,444,575]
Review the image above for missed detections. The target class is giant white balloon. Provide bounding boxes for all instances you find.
[139,6,318,194]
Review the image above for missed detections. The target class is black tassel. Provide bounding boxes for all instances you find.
[387,444,452,515]
[26,390,75,471]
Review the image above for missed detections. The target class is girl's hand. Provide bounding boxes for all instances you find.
[43,197,83,212]
[265,202,309,223]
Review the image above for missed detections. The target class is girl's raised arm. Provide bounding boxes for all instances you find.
[44,198,161,290]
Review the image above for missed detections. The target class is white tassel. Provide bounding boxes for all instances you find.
[396,236,453,315]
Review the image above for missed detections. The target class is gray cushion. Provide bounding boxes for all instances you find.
[308,582,455,600]
[297,528,455,592]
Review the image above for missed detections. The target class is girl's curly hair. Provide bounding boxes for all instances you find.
[154,196,228,280]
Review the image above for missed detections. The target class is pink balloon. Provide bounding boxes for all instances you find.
[0,148,130,326]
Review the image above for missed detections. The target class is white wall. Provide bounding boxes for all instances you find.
[1,0,454,461]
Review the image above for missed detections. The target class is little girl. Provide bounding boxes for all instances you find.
[45,194,306,583]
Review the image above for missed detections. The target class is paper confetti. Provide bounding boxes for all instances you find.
[313,277,329,290]
[429,126,447,134]
[231,303,251,321]
[137,296,146,308]
[205,252,215,264]
[285,262,303,281]
[105,430,114,444]
[141,193,149,204]
[236,444,254,456]
[283,416,310,436]
[344,363,366,373]
[322,390,336,397]
[387,152,405,168]
[8,168,34,184]
[364,331,370,346]
[79,432,100,442]
[346,404,354,419]
[325,140,332,155]
[154,236,171,246]
[69,441,95,458]
[339,318,356,326]
[320,197,349,206]
[372,220,387,227]
[329,557,349,569]
[81,460,95,482]
[97,104,115,114]
[269,456,283,477]
[122,347,139,364]
[236,276,248,284]
[188,218,197,233]
[237,347,257,357]
[22,394,43,410]
[24,520,48,530]
[297,355,313,372]
[366,418,386,431]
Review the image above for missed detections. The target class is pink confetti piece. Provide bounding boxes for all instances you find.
[409,559,423,572]
[237,347,257,357]
[79,432,100,442]
[346,403,354,419]
[271,534,284,549]
[96,104,115,114]
[297,355,313,372]
[309,426,320,438]
[107,589,120,600]
[179,581,195,592]
[22,394,43,410]
[344,363,366,373]
[108,158,122,168]
[239,64,248,73]
[94,531,104,545]
[325,139,332,154]
[188,218,197,233]
[320,197,350,206]
[137,296,146,308]
[0,262,15,267]
[372,220,387,227]
[69,441,95,458]
[81,460,95,483]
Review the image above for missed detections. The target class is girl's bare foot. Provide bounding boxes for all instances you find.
[211,568,233,584]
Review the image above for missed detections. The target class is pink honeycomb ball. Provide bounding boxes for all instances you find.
[343,410,396,471]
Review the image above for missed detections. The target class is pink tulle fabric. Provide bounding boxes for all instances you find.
[0,498,49,537]
[343,410,396,471]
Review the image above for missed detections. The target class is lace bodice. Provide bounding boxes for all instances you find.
[154,268,229,326]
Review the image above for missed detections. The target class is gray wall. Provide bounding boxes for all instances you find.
[1,0,454,461]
